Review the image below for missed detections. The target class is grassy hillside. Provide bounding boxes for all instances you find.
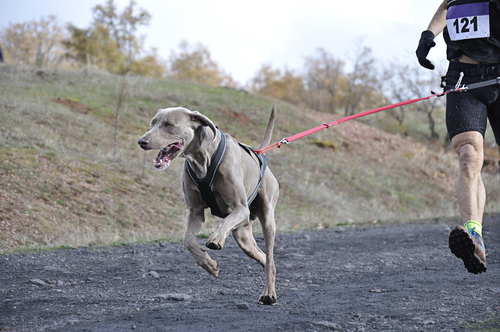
[1,65,499,252]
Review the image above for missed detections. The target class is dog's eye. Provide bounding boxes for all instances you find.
[164,122,172,128]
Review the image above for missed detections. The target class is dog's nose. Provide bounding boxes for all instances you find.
[138,136,150,150]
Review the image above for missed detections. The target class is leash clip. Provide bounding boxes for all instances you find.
[279,138,290,145]
[455,72,465,91]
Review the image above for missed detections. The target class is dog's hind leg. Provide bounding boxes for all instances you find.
[253,172,279,305]
[257,206,277,305]
[232,220,266,267]
[184,208,219,277]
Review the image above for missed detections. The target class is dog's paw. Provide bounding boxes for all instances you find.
[207,266,219,278]
[205,240,222,250]
[202,260,219,277]
[258,293,277,305]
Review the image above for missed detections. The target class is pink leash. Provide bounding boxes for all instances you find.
[255,89,457,155]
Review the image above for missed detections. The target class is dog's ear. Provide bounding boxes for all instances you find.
[190,111,217,142]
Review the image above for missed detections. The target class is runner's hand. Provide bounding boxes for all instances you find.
[416,30,436,70]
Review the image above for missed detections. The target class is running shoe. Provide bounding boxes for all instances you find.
[449,225,487,274]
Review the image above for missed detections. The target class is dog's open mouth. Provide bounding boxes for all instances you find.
[154,142,182,170]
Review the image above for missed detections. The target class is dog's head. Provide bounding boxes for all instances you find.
[137,107,217,170]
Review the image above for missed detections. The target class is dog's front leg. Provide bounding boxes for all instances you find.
[206,204,250,250]
[184,207,219,277]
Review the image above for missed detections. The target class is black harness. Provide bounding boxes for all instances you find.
[185,130,267,218]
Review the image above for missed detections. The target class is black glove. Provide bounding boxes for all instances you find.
[416,30,436,70]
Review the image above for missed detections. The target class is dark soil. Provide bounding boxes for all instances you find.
[1,214,499,332]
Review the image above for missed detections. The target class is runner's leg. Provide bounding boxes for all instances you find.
[451,131,485,225]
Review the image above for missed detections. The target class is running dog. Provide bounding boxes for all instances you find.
[138,106,279,305]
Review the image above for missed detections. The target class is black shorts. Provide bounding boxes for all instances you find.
[445,61,500,144]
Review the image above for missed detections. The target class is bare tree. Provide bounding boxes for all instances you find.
[93,0,151,68]
[382,60,445,140]
[301,44,383,115]
[0,15,64,67]
[382,63,410,126]
[250,63,305,105]
[113,77,129,159]
[341,43,382,116]
[303,48,345,113]
[64,0,156,75]
[169,40,237,88]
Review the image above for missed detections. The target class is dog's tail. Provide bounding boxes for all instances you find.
[259,105,277,149]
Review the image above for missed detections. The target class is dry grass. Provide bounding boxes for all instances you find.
[1,64,499,252]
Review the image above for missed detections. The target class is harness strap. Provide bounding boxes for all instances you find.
[185,130,267,219]
[186,130,228,218]
[238,143,267,206]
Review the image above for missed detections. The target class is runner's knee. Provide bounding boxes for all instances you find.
[456,143,483,175]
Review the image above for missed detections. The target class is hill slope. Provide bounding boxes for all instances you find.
[1,65,499,251]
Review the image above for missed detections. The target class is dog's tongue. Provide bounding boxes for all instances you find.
[154,142,182,170]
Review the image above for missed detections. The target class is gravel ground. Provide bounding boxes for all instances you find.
[1,214,499,332]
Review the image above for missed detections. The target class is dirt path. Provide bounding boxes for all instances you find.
[1,214,499,332]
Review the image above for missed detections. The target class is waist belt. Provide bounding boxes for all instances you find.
[449,62,500,77]
[185,129,267,219]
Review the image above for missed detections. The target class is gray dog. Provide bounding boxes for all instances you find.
[138,106,279,305]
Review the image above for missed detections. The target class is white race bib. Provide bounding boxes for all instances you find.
[446,2,490,41]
